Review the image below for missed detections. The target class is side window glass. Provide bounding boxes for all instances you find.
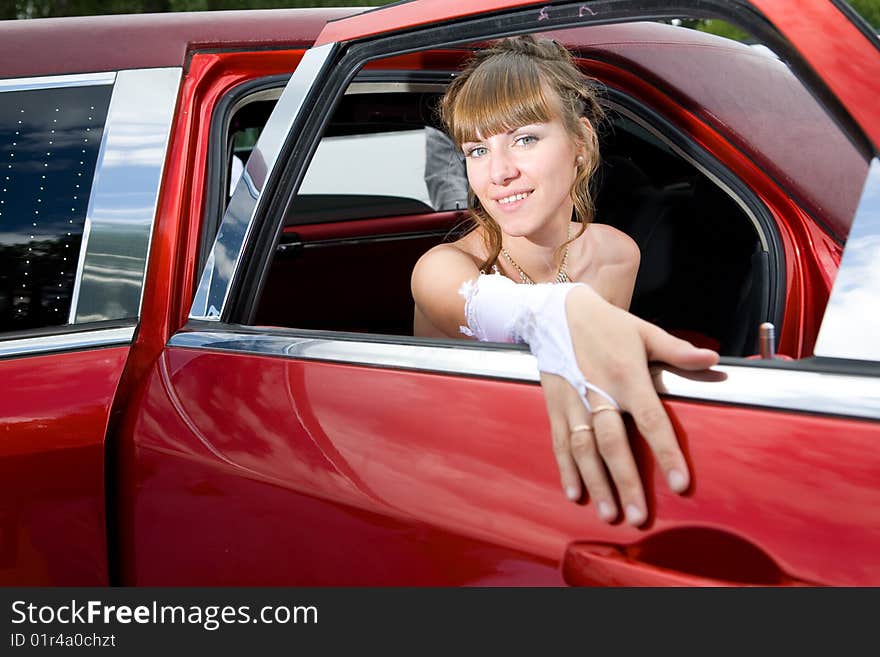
[224,84,468,225]
[203,13,871,363]
[0,84,111,333]
[295,121,467,221]
[225,81,470,335]
[294,86,467,221]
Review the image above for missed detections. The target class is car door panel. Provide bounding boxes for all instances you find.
[124,335,880,586]
[0,345,130,585]
[120,348,563,585]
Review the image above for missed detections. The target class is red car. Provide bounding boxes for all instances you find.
[1,0,878,586]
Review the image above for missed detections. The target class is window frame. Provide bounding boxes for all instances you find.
[0,68,180,356]
[187,0,880,389]
[201,42,789,354]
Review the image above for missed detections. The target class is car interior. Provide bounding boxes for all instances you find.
[215,42,772,357]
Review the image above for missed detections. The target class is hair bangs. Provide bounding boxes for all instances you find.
[449,55,557,147]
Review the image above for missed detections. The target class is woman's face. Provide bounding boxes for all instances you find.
[461,114,582,239]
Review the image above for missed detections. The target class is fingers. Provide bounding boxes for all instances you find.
[625,383,690,494]
[548,411,583,502]
[541,373,617,522]
[542,374,583,502]
[640,321,719,370]
[589,402,646,525]
[569,423,617,522]
[543,373,683,527]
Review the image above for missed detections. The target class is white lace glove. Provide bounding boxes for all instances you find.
[459,273,618,412]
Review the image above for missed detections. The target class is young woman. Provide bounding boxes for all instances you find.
[411,36,718,526]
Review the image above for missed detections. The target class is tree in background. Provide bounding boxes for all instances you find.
[1,0,394,19]
[849,0,880,28]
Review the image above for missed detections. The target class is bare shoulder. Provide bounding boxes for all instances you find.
[411,235,484,339]
[588,223,640,268]
[412,240,481,280]
[411,236,484,303]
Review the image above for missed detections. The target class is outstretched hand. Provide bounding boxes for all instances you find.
[540,284,719,526]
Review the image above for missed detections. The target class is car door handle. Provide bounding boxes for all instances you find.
[563,538,815,587]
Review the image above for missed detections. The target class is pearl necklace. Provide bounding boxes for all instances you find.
[500,225,573,285]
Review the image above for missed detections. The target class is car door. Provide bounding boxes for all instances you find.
[0,68,179,585]
[122,0,880,585]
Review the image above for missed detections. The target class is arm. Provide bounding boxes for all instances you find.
[411,244,483,339]
[412,249,718,526]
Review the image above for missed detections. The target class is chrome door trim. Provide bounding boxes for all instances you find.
[171,330,539,381]
[190,43,338,322]
[814,157,880,362]
[345,82,447,95]
[169,330,880,422]
[69,67,181,324]
[0,326,135,359]
[0,72,115,93]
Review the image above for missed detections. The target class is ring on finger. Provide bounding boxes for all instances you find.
[591,404,619,416]
[569,423,593,433]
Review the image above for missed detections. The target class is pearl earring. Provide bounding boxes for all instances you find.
[576,155,585,165]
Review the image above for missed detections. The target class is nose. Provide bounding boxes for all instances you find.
[489,148,518,186]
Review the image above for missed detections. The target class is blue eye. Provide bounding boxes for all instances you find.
[514,135,538,147]
[466,146,488,158]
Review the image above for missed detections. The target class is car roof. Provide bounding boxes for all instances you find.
[0,8,363,79]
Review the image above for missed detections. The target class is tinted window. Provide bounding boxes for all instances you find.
[0,84,111,333]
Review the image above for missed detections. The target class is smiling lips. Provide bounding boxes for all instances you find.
[496,190,532,205]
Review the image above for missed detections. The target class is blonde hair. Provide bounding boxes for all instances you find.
[441,35,605,272]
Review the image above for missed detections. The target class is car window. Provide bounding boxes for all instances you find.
[233,30,784,355]
[0,83,111,334]
[225,82,468,226]
[199,11,872,364]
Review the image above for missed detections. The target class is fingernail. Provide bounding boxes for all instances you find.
[625,504,645,526]
[667,469,689,493]
[598,501,615,521]
[565,486,580,501]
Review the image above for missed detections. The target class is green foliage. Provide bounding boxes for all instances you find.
[1,0,395,19]
[663,18,751,44]
[847,0,880,29]
[694,19,751,43]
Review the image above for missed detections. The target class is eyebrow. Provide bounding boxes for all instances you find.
[465,124,545,143]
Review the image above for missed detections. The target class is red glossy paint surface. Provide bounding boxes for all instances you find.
[0,346,129,585]
[121,348,880,586]
[562,543,812,587]
[315,0,544,46]
[0,8,357,78]
[750,0,880,149]
[117,350,562,585]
